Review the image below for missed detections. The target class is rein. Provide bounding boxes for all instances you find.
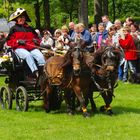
[66,74,73,88]
[91,73,118,98]
[92,62,102,68]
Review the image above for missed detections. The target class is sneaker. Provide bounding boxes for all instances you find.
[122,79,127,83]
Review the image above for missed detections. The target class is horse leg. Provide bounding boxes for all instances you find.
[83,89,97,113]
[100,91,113,115]
[43,83,52,112]
[87,83,97,113]
[89,92,97,113]
[64,89,75,115]
[73,79,90,117]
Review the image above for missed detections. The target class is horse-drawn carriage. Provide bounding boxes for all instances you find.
[0,48,45,111]
[0,41,121,117]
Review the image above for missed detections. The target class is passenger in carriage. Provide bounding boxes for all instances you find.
[6,8,45,78]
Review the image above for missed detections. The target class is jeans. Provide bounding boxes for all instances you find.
[15,48,45,73]
[118,65,124,80]
[123,60,136,81]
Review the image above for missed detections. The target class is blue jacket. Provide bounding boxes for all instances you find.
[81,29,93,45]
[95,30,108,43]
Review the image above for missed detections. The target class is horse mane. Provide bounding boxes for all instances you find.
[93,47,105,65]
[61,39,86,67]
[61,48,73,68]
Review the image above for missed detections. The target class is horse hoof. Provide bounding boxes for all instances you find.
[76,106,82,112]
[100,105,106,112]
[68,111,74,116]
[83,112,90,118]
[107,110,113,116]
[45,108,50,113]
[67,109,74,115]
[93,109,99,113]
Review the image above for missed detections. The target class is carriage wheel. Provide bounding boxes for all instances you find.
[15,86,28,111]
[0,86,13,109]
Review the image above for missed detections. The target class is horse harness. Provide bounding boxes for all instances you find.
[90,47,119,96]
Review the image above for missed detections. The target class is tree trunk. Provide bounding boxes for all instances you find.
[78,0,88,28]
[43,0,50,29]
[102,0,108,15]
[94,0,102,25]
[112,0,116,22]
[34,0,40,29]
[69,12,72,22]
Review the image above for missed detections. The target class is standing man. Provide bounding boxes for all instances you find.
[102,15,113,30]
[68,22,75,37]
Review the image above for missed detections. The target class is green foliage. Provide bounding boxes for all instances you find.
[0,0,140,29]
[0,80,140,139]
[108,0,140,22]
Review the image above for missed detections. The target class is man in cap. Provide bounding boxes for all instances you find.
[6,8,45,78]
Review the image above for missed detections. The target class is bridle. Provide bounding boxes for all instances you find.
[91,47,119,94]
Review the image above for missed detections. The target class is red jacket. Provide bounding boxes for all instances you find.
[6,23,40,51]
[119,33,137,60]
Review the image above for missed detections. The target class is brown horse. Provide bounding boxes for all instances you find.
[43,42,93,117]
[68,45,121,115]
[89,46,121,115]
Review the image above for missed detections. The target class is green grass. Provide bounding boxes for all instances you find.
[0,76,140,140]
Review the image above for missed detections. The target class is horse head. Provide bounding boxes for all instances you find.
[101,47,121,72]
[68,40,84,76]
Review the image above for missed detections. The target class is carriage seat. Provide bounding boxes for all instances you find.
[6,48,25,69]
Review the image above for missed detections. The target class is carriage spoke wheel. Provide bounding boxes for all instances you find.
[15,86,28,111]
[0,86,12,110]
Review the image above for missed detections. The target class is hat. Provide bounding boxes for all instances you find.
[9,8,31,22]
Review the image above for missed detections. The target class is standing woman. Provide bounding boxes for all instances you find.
[119,26,137,82]
[6,8,45,77]
[95,23,108,49]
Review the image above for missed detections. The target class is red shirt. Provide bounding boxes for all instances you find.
[119,33,137,60]
[6,23,40,51]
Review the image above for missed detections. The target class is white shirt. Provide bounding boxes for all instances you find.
[106,21,113,30]
[41,37,54,47]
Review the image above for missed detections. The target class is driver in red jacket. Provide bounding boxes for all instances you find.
[6,8,45,77]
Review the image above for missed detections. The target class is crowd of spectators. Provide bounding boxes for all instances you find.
[0,14,140,83]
